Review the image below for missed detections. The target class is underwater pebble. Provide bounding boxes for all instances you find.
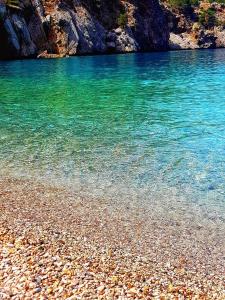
[0,178,224,299]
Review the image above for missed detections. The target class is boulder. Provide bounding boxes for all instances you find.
[37,50,65,58]
[169,33,198,50]
[114,28,122,35]
[215,30,225,48]
[115,28,139,53]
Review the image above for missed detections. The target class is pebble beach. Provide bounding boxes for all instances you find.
[0,177,224,299]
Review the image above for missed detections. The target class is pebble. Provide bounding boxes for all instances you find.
[0,178,224,299]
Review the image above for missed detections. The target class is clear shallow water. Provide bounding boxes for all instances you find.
[0,50,225,206]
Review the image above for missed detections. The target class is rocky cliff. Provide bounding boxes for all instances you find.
[0,0,169,59]
[164,1,225,49]
[1,0,225,59]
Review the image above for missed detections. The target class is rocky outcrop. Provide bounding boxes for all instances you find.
[1,0,224,59]
[106,27,138,53]
[215,30,225,47]
[169,30,219,50]
[165,1,225,50]
[0,3,36,58]
[0,0,169,59]
[169,32,198,49]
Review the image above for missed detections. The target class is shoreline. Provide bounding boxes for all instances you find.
[0,177,224,299]
[0,46,225,61]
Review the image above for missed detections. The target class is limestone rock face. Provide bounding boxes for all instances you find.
[107,27,138,53]
[73,5,107,54]
[165,2,225,51]
[52,8,79,55]
[0,3,36,58]
[129,0,169,51]
[215,30,225,48]
[11,14,37,56]
[0,0,169,59]
[198,30,216,49]
[169,32,198,50]
[1,0,225,59]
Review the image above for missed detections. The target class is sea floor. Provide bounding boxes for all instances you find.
[0,177,224,299]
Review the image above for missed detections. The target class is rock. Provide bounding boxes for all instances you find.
[74,6,106,54]
[53,8,79,55]
[0,0,170,59]
[198,30,216,48]
[27,12,49,53]
[0,3,20,58]
[31,0,45,22]
[169,33,198,50]
[1,0,225,59]
[45,15,51,24]
[129,287,138,294]
[164,1,225,51]
[208,184,215,191]
[115,28,139,53]
[0,3,37,58]
[1,17,21,56]
[130,0,169,51]
[0,3,7,20]
[97,285,105,294]
[37,50,64,59]
[114,28,122,35]
[34,287,42,293]
[106,41,116,50]
[11,14,36,57]
[106,31,117,42]
[215,30,225,48]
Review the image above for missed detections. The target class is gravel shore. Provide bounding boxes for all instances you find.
[0,177,224,299]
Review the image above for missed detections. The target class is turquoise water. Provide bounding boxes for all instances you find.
[0,50,225,205]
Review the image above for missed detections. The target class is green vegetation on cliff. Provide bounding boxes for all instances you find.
[167,0,225,9]
[167,0,198,9]
[117,12,128,28]
[199,7,217,27]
